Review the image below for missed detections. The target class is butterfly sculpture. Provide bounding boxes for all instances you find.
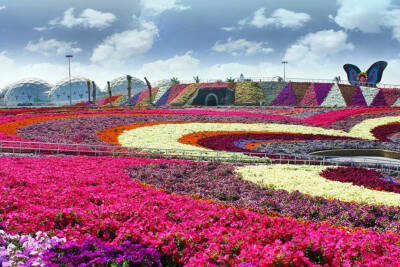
[343,61,387,87]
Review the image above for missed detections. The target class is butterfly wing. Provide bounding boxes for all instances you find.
[343,64,361,86]
[366,61,387,86]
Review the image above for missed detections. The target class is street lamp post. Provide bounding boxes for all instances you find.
[281,61,288,82]
[66,55,73,106]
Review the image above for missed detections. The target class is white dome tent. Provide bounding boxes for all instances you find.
[108,76,147,96]
[48,77,99,106]
[0,87,9,106]
[152,79,172,87]
[4,78,52,107]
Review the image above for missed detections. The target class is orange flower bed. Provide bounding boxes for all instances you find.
[244,140,302,150]
[97,121,192,145]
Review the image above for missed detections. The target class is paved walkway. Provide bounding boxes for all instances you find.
[330,156,400,165]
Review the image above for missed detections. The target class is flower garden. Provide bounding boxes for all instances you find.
[1,106,400,266]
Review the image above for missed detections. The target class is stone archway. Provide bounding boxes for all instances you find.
[205,93,218,106]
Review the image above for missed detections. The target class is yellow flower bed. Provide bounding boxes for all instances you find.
[234,81,266,105]
[237,164,400,207]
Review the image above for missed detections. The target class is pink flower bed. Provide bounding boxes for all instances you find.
[1,156,400,265]
[301,107,398,126]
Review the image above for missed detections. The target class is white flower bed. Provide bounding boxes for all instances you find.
[360,86,379,106]
[320,83,346,107]
[153,86,170,104]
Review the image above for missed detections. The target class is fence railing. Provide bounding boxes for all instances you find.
[0,140,398,176]
[180,77,400,89]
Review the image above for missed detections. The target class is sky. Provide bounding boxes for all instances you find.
[0,0,400,89]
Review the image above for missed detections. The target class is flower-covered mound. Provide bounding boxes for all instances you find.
[2,155,400,265]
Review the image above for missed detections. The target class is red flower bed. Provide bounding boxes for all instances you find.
[320,167,400,193]
[371,122,400,142]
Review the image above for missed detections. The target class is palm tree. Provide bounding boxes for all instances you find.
[226,77,235,82]
[170,77,180,85]
[193,76,200,83]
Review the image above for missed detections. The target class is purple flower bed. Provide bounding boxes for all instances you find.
[314,83,333,105]
[129,162,400,233]
[256,139,400,155]
[371,89,388,106]
[350,87,367,106]
[18,114,302,145]
[271,83,298,106]
[0,229,162,267]
[154,87,171,106]
[43,237,162,267]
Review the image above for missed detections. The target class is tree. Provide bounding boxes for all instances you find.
[170,77,180,85]
[193,76,200,83]
[127,75,132,104]
[144,77,153,106]
[226,77,235,82]
[107,81,113,106]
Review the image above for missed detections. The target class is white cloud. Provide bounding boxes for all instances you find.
[221,26,235,32]
[138,51,200,80]
[331,0,400,42]
[384,9,400,41]
[90,21,159,65]
[0,5,5,11]
[51,8,116,29]
[212,38,274,56]
[284,30,354,63]
[0,51,13,65]
[242,8,311,29]
[141,0,190,15]
[25,38,82,56]
[33,27,47,32]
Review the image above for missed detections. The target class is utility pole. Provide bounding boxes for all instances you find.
[66,55,73,106]
[281,61,288,82]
